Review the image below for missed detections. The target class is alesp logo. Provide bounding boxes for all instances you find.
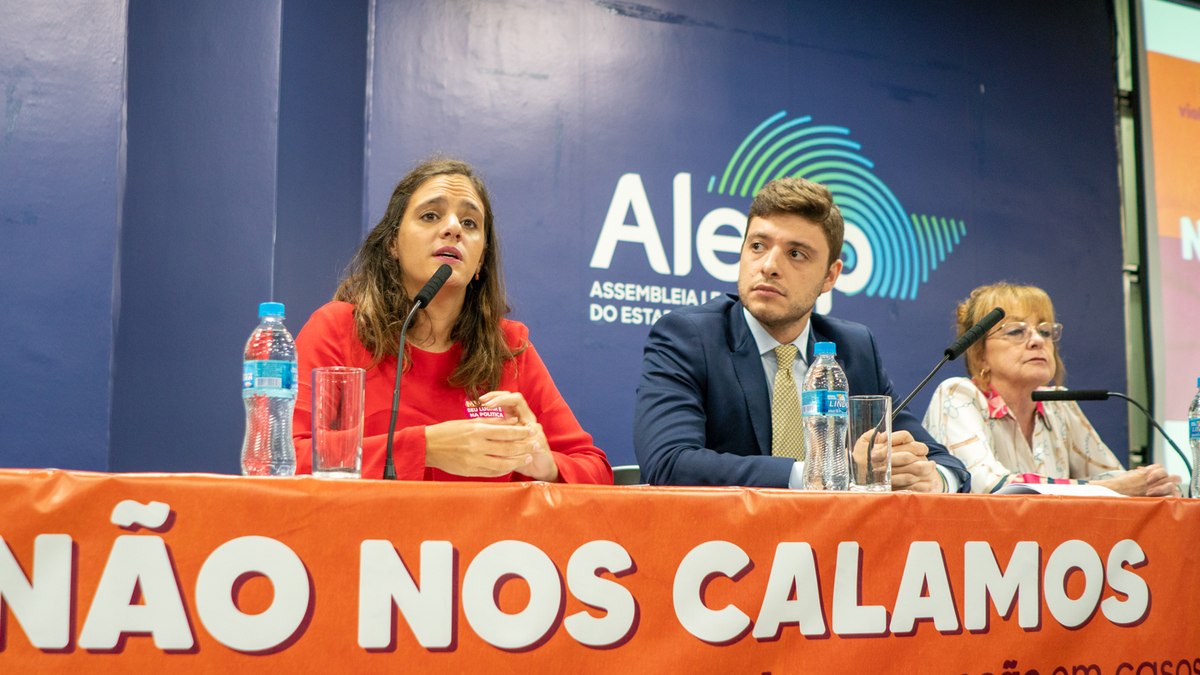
[588,111,967,325]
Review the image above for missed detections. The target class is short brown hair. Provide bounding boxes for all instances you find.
[957,282,1065,388]
[747,177,844,266]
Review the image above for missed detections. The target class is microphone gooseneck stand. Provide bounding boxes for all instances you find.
[1031,389,1193,489]
[383,264,453,480]
[861,307,1006,486]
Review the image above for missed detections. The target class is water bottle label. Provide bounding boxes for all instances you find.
[1190,418,1200,440]
[802,390,849,417]
[242,360,297,399]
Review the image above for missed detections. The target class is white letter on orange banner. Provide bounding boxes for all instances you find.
[672,541,751,644]
[752,542,826,639]
[358,540,453,650]
[462,540,562,651]
[78,535,193,650]
[1101,539,1149,626]
[194,536,310,652]
[831,542,886,636]
[564,540,637,647]
[0,534,72,649]
[964,541,1039,631]
[890,542,959,634]
[1043,540,1103,629]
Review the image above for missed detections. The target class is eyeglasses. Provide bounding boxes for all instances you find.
[987,321,1063,343]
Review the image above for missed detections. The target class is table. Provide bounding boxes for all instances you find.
[1,470,1197,672]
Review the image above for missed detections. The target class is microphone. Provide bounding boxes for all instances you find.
[1031,389,1193,478]
[944,307,1007,360]
[413,264,453,307]
[1030,389,1109,402]
[860,307,1005,486]
[383,264,453,480]
[890,307,1006,421]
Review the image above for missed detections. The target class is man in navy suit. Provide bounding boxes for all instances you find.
[633,177,970,492]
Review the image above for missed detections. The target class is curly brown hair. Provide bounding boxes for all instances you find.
[334,158,519,398]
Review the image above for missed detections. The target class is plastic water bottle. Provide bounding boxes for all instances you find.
[802,342,849,490]
[1189,377,1200,499]
[241,302,297,476]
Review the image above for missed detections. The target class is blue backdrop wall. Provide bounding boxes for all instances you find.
[0,1,126,471]
[364,0,1126,467]
[110,0,368,473]
[0,0,1126,473]
[111,0,285,473]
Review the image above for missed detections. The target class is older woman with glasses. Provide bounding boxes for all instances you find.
[923,282,1181,496]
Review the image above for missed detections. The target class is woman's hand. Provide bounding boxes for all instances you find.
[1136,464,1182,497]
[424,418,539,477]
[477,391,559,482]
[1095,464,1182,497]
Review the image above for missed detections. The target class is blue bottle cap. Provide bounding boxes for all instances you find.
[259,301,285,318]
[814,341,836,356]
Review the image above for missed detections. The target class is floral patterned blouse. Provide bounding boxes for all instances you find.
[922,377,1125,493]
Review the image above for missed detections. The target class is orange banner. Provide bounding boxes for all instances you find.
[1,470,1198,673]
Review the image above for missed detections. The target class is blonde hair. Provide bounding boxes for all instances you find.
[956,282,1065,389]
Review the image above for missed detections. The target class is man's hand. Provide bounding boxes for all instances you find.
[850,428,891,486]
[889,430,943,492]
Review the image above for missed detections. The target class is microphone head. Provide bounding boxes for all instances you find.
[1031,389,1111,402]
[944,306,1006,360]
[414,264,453,307]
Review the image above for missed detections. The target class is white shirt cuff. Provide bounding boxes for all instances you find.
[936,464,959,493]
[788,460,806,490]
[790,461,958,492]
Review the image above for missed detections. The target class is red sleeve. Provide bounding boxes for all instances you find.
[511,328,613,485]
[378,427,427,481]
[294,302,427,479]
[293,303,348,475]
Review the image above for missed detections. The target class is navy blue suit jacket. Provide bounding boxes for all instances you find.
[633,294,970,491]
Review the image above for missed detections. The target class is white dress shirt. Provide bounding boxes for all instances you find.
[742,309,812,489]
[743,309,959,492]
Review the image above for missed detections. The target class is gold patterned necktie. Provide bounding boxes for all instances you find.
[771,344,805,460]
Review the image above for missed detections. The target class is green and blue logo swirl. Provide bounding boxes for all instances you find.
[708,111,965,301]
